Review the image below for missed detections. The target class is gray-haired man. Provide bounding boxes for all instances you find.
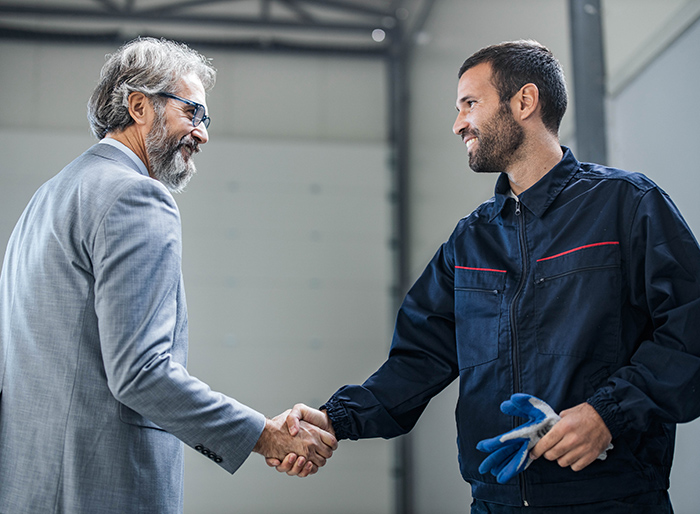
[0,37,335,514]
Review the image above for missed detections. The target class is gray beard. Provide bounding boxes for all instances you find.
[145,117,198,194]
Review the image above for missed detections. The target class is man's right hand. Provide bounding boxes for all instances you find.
[263,404,337,477]
[253,406,337,478]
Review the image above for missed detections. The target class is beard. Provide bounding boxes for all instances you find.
[467,103,525,173]
[146,115,200,194]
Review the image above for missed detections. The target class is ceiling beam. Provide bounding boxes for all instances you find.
[0,3,382,33]
[294,0,392,17]
[136,0,249,16]
[0,23,388,57]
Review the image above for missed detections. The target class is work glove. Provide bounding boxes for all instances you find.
[476,393,560,484]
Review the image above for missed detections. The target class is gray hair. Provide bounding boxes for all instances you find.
[87,37,216,139]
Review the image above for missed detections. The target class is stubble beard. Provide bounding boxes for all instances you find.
[468,103,525,174]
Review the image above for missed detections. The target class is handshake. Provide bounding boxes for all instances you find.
[252,404,336,478]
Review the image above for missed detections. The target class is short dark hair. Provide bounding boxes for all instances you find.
[87,37,216,140]
[458,40,567,135]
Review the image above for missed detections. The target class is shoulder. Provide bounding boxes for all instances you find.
[64,144,176,212]
[576,162,658,194]
[453,196,498,233]
[48,145,180,242]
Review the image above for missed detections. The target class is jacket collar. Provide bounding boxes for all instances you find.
[490,146,580,221]
[88,142,149,178]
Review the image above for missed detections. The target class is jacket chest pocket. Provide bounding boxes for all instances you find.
[454,267,506,369]
[534,243,621,363]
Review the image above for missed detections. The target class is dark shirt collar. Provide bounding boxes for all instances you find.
[490,146,580,220]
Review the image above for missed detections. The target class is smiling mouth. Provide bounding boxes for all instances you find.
[180,143,198,159]
[465,137,476,150]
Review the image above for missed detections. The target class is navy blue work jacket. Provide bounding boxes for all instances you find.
[323,147,700,507]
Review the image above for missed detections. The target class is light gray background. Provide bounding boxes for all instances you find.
[1,1,699,512]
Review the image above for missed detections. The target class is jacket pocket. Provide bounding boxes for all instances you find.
[119,403,166,431]
[454,267,506,368]
[534,242,621,363]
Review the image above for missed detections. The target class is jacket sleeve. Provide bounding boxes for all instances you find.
[588,187,700,438]
[324,239,460,440]
[93,178,265,474]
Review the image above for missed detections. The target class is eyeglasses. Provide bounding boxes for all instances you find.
[157,92,211,129]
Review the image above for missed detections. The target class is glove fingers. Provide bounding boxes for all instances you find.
[476,434,510,453]
[500,399,531,419]
[477,431,529,452]
[526,396,558,419]
[508,394,546,420]
[489,445,520,477]
[504,393,558,421]
[478,443,519,475]
[496,440,531,484]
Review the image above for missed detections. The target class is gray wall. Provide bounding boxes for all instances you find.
[608,16,700,514]
[1,0,700,512]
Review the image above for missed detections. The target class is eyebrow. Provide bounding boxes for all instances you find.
[456,95,474,110]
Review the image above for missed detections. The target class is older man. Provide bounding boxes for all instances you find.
[0,37,335,514]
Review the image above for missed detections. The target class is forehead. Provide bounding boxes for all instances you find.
[456,62,497,101]
[175,73,207,106]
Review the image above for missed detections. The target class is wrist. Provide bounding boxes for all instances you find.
[320,398,352,440]
[252,418,275,456]
[320,408,336,438]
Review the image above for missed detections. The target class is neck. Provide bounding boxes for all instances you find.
[506,133,563,195]
[105,127,151,174]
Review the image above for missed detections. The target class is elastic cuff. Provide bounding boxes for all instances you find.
[586,393,626,439]
[320,397,353,440]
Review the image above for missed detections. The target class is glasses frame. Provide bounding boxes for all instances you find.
[157,92,211,129]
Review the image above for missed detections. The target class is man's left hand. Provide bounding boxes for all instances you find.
[530,402,612,472]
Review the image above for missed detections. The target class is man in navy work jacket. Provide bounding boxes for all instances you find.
[268,40,700,513]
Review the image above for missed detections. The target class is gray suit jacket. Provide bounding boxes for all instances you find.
[0,143,265,513]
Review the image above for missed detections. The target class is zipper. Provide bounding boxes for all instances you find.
[535,264,618,284]
[454,287,500,295]
[510,198,526,394]
[510,197,529,506]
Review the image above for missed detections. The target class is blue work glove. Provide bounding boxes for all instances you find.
[476,393,560,484]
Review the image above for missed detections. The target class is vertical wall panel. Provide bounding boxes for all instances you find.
[609,16,700,514]
[179,138,394,514]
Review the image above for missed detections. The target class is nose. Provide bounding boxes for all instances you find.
[453,110,467,136]
[191,122,209,144]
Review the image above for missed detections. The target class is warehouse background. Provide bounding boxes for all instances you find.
[1,1,699,512]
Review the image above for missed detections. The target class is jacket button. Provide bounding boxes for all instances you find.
[194,444,204,452]
[215,456,223,463]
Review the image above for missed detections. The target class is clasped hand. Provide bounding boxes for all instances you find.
[253,404,337,478]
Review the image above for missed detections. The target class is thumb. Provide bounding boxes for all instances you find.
[286,404,305,436]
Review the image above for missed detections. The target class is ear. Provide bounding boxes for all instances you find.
[511,83,539,122]
[127,91,153,127]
